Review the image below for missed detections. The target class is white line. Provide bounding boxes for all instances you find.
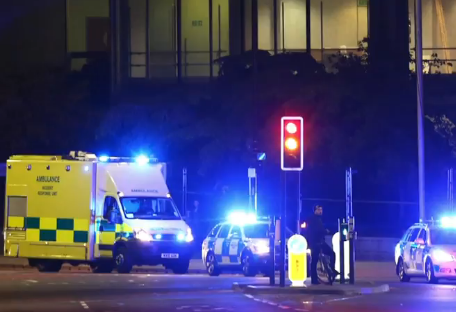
[244,294,254,299]
[25,280,38,283]
[80,301,89,310]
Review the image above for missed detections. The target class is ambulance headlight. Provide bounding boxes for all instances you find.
[252,241,270,254]
[177,228,193,242]
[134,229,152,242]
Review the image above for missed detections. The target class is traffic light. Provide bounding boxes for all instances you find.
[281,116,303,171]
[340,222,349,241]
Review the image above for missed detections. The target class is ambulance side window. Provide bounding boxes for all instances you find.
[103,196,119,220]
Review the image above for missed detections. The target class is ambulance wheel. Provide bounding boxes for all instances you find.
[114,247,133,274]
[206,252,221,276]
[172,258,190,274]
[36,260,62,273]
[397,258,410,282]
[91,260,114,273]
[425,259,438,284]
[242,252,258,277]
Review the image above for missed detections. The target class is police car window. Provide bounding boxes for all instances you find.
[418,229,427,242]
[243,224,269,238]
[230,226,242,238]
[407,228,420,242]
[430,228,456,245]
[218,225,231,238]
[401,228,412,242]
[208,224,222,238]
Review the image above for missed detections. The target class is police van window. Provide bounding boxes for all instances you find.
[103,196,118,219]
[418,229,427,242]
[208,224,222,238]
[218,225,231,239]
[230,226,242,238]
[407,228,420,242]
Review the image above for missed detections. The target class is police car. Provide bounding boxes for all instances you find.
[395,217,456,283]
[202,212,272,277]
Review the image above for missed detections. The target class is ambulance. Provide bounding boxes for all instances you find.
[3,151,194,274]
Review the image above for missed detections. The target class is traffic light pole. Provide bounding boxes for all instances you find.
[339,218,345,284]
[280,171,286,287]
[269,215,276,286]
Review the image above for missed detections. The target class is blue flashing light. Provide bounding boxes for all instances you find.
[257,152,266,161]
[227,211,257,225]
[135,155,150,165]
[99,155,109,162]
[154,234,162,240]
[441,216,456,228]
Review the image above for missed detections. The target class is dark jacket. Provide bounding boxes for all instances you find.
[306,214,326,247]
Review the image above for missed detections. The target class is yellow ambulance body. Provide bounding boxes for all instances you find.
[3,152,193,273]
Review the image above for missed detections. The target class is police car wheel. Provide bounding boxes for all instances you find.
[398,258,410,282]
[206,252,221,276]
[242,252,258,277]
[172,258,190,274]
[114,247,133,274]
[425,259,438,284]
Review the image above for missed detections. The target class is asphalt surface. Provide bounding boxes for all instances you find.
[0,269,455,312]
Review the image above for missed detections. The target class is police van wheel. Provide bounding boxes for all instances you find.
[242,252,258,277]
[91,260,114,273]
[114,247,133,274]
[36,260,62,273]
[398,258,410,282]
[172,258,190,274]
[206,252,221,276]
[425,259,438,284]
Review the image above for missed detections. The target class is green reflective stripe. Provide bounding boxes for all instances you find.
[40,230,56,241]
[26,217,40,229]
[74,231,88,243]
[57,218,74,230]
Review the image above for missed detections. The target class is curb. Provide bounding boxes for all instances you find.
[233,282,390,296]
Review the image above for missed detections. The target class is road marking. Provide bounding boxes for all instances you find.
[80,301,89,310]
[25,280,38,283]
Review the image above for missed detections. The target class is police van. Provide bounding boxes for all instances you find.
[395,217,456,283]
[3,152,194,274]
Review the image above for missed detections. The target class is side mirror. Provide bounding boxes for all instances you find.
[108,210,122,224]
[415,238,425,245]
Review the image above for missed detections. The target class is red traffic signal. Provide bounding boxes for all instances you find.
[281,117,303,171]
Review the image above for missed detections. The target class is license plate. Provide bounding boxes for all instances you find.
[161,253,179,259]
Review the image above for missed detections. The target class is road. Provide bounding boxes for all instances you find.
[0,270,455,312]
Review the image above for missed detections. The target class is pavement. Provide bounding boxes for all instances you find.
[0,268,455,311]
[0,256,397,278]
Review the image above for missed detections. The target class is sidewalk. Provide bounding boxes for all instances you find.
[0,256,397,279]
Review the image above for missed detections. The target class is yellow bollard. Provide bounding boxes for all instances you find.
[287,234,307,287]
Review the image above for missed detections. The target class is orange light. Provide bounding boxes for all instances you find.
[285,138,298,150]
[286,122,297,134]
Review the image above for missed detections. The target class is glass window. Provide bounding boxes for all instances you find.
[208,224,222,238]
[418,229,427,242]
[401,228,412,242]
[230,226,242,238]
[121,197,181,220]
[243,224,269,238]
[218,225,231,239]
[407,228,421,242]
[103,196,119,219]
[430,229,456,245]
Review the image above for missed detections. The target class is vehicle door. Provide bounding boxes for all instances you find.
[202,224,222,262]
[413,228,427,273]
[403,227,421,274]
[225,225,242,265]
[214,224,230,264]
[99,196,121,248]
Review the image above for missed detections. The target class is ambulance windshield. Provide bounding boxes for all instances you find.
[121,197,181,220]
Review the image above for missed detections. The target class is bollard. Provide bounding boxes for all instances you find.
[288,234,307,287]
[269,215,276,286]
